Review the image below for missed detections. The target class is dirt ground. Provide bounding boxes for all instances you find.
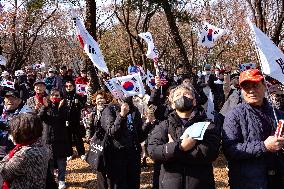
[65,146,229,189]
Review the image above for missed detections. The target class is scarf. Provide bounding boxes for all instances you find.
[35,93,44,105]
[2,139,37,189]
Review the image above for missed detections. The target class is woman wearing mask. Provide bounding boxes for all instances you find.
[147,85,221,189]
[100,96,155,189]
[41,88,72,189]
[85,90,111,189]
[63,80,85,160]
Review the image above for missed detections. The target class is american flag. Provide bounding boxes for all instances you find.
[160,70,168,86]
[275,120,284,137]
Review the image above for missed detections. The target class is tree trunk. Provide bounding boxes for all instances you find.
[161,1,191,72]
[85,0,102,95]
[255,0,266,33]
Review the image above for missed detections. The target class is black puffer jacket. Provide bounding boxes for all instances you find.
[147,108,221,189]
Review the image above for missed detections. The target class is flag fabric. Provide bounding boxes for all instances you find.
[20,105,34,114]
[76,84,87,96]
[248,19,284,83]
[15,70,25,77]
[198,21,225,48]
[275,120,284,137]
[1,80,14,89]
[146,70,155,89]
[104,78,123,99]
[73,16,109,73]
[239,62,256,72]
[0,55,7,66]
[159,69,168,86]
[128,65,146,80]
[115,74,145,97]
[0,2,3,12]
[138,32,159,61]
[33,63,45,70]
[206,89,215,121]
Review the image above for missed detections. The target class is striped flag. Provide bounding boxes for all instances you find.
[73,16,109,73]
[275,120,284,137]
[159,69,168,86]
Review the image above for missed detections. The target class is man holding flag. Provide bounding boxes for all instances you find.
[222,69,284,189]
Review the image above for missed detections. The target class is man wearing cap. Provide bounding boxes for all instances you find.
[222,69,284,189]
[26,79,48,113]
[0,90,24,159]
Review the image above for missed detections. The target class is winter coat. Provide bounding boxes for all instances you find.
[148,89,173,122]
[220,88,242,116]
[41,103,73,158]
[208,74,225,112]
[0,139,51,189]
[45,76,63,94]
[147,109,221,189]
[101,103,154,152]
[26,95,49,144]
[222,99,284,189]
[63,91,85,138]
[18,82,34,103]
[0,104,24,158]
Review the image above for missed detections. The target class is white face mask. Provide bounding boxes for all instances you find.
[49,73,54,77]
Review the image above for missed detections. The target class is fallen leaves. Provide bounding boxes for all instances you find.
[65,146,229,189]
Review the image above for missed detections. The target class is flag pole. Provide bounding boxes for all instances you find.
[153,58,163,97]
[248,19,279,127]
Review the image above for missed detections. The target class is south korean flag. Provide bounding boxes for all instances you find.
[1,80,15,89]
[115,73,145,97]
[239,63,256,72]
[146,70,155,89]
[198,21,225,48]
[138,32,159,61]
[76,84,87,96]
[73,16,109,73]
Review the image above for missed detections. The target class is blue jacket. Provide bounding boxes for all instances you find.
[222,99,284,189]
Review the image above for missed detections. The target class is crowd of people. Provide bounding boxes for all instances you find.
[0,63,283,189]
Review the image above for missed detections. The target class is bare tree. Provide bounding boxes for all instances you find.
[245,0,284,45]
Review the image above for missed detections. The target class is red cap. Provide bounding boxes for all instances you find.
[239,69,264,86]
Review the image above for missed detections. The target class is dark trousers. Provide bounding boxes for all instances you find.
[50,158,67,181]
[45,164,57,189]
[72,133,85,156]
[108,150,141,189]
[152,162,161,189]
[97,170,108,189]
